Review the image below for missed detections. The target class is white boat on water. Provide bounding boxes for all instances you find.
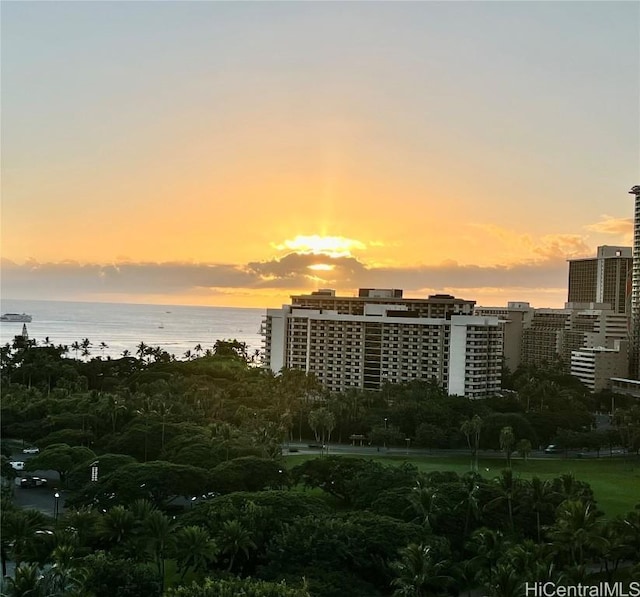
[0,313,32,322]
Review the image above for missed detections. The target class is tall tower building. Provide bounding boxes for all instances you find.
[567,246,632,314]
[629,185,640,379]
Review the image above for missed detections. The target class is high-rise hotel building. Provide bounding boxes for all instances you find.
[630,185,640,379]
[263,289,503,399]
[567,246,632,314]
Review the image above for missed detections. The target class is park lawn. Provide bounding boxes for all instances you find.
[284,453,640,519]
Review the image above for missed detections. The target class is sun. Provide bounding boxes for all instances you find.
[275,235,366,258]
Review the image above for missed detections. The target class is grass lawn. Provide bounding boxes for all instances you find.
[285,453,640,519]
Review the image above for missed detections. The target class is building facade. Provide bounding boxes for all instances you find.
[630,186,640,379]
[475,302,533,372]
[570,341,628,392]
[263,290,502,399]
[567,246,632,314]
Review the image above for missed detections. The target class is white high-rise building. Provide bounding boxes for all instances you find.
[630,185,640,379]
[263,290,503,399]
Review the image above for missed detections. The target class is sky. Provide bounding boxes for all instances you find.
[1,1,639,309]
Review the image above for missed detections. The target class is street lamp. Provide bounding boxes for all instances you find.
[54,492,60,522]
[383,418,388,449]
[190,496,197,509]
[405,437,411,455]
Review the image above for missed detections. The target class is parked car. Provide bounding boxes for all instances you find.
[18,476,47,488]
[22,447,39,454]
[10,461,25,471]
[544,444,562,454]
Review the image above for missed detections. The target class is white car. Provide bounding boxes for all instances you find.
[10,461,25,471]
[22,447,39,454]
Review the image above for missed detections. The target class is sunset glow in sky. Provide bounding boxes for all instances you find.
[2,1,639,308]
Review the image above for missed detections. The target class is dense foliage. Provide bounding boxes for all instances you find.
[1,338,639,595]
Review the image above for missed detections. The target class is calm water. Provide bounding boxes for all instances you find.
[0,299,265,360]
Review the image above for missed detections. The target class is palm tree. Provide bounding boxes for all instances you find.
[407,481,440,532]
[457,473,482,537]
[390,543,455,597]
[499,426,515,469]
[467,527,505,586]
[485,470,521,532]
[194,343,203,358]
[142,510,176,590]
[173,525,218,581]
[136,341,148,362]
[42,544,88,595]
[525,477,558,542]
[486,562,522,597]
[156,399,173,450]
[3,563,42,597]
[61,507,100,552]
[97,505,135,548]
[80,338,92,361]
[308,407,336,449]
[136,396,158,462]
[504,540,555,581]
[71,341,81,360]
[460,415,483,472]
[547,499,605,566]
[3,509,48,569]
[218,519,256,573]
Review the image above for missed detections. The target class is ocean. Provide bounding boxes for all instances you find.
[0,299,265,361]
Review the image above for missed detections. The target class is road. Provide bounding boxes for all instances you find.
[282,441,629,460]
[8,449,64,518]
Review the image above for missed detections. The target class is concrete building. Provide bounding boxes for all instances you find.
[570,341,628,392]
[517,303,629,374]
[520,308,572,368]
[263,290,502,399]
[567,246,632,314]
[475,302,533,373]
[289,288,475,318]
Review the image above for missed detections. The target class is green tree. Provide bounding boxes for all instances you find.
[25,443,96,484]
[485,470,521,532]
[547,500,605,566]
[308,407,336,448]
[499,426,516,469]
[173,525,218,581]
[515,438,532,461]
[97,505,136,549]
[407,481,440,532]
[390,543,455,597]
[165,577,309,597]
[212,456,287,494]
[80,552,161,597]
[143,509,176,590]
[218,519,256,572]
[524,477,558,543]
[460,415,482,472]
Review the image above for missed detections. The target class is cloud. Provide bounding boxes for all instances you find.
[271,235,367,258]
[1,250,573,308]
[469,224,592,264]
[247,252,365,287]
[586,215,634,237]
[530,234,592,261]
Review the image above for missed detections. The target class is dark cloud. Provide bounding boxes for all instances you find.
[0,252,570,301]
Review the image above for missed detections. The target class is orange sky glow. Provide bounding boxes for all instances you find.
[1,2,638,310]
